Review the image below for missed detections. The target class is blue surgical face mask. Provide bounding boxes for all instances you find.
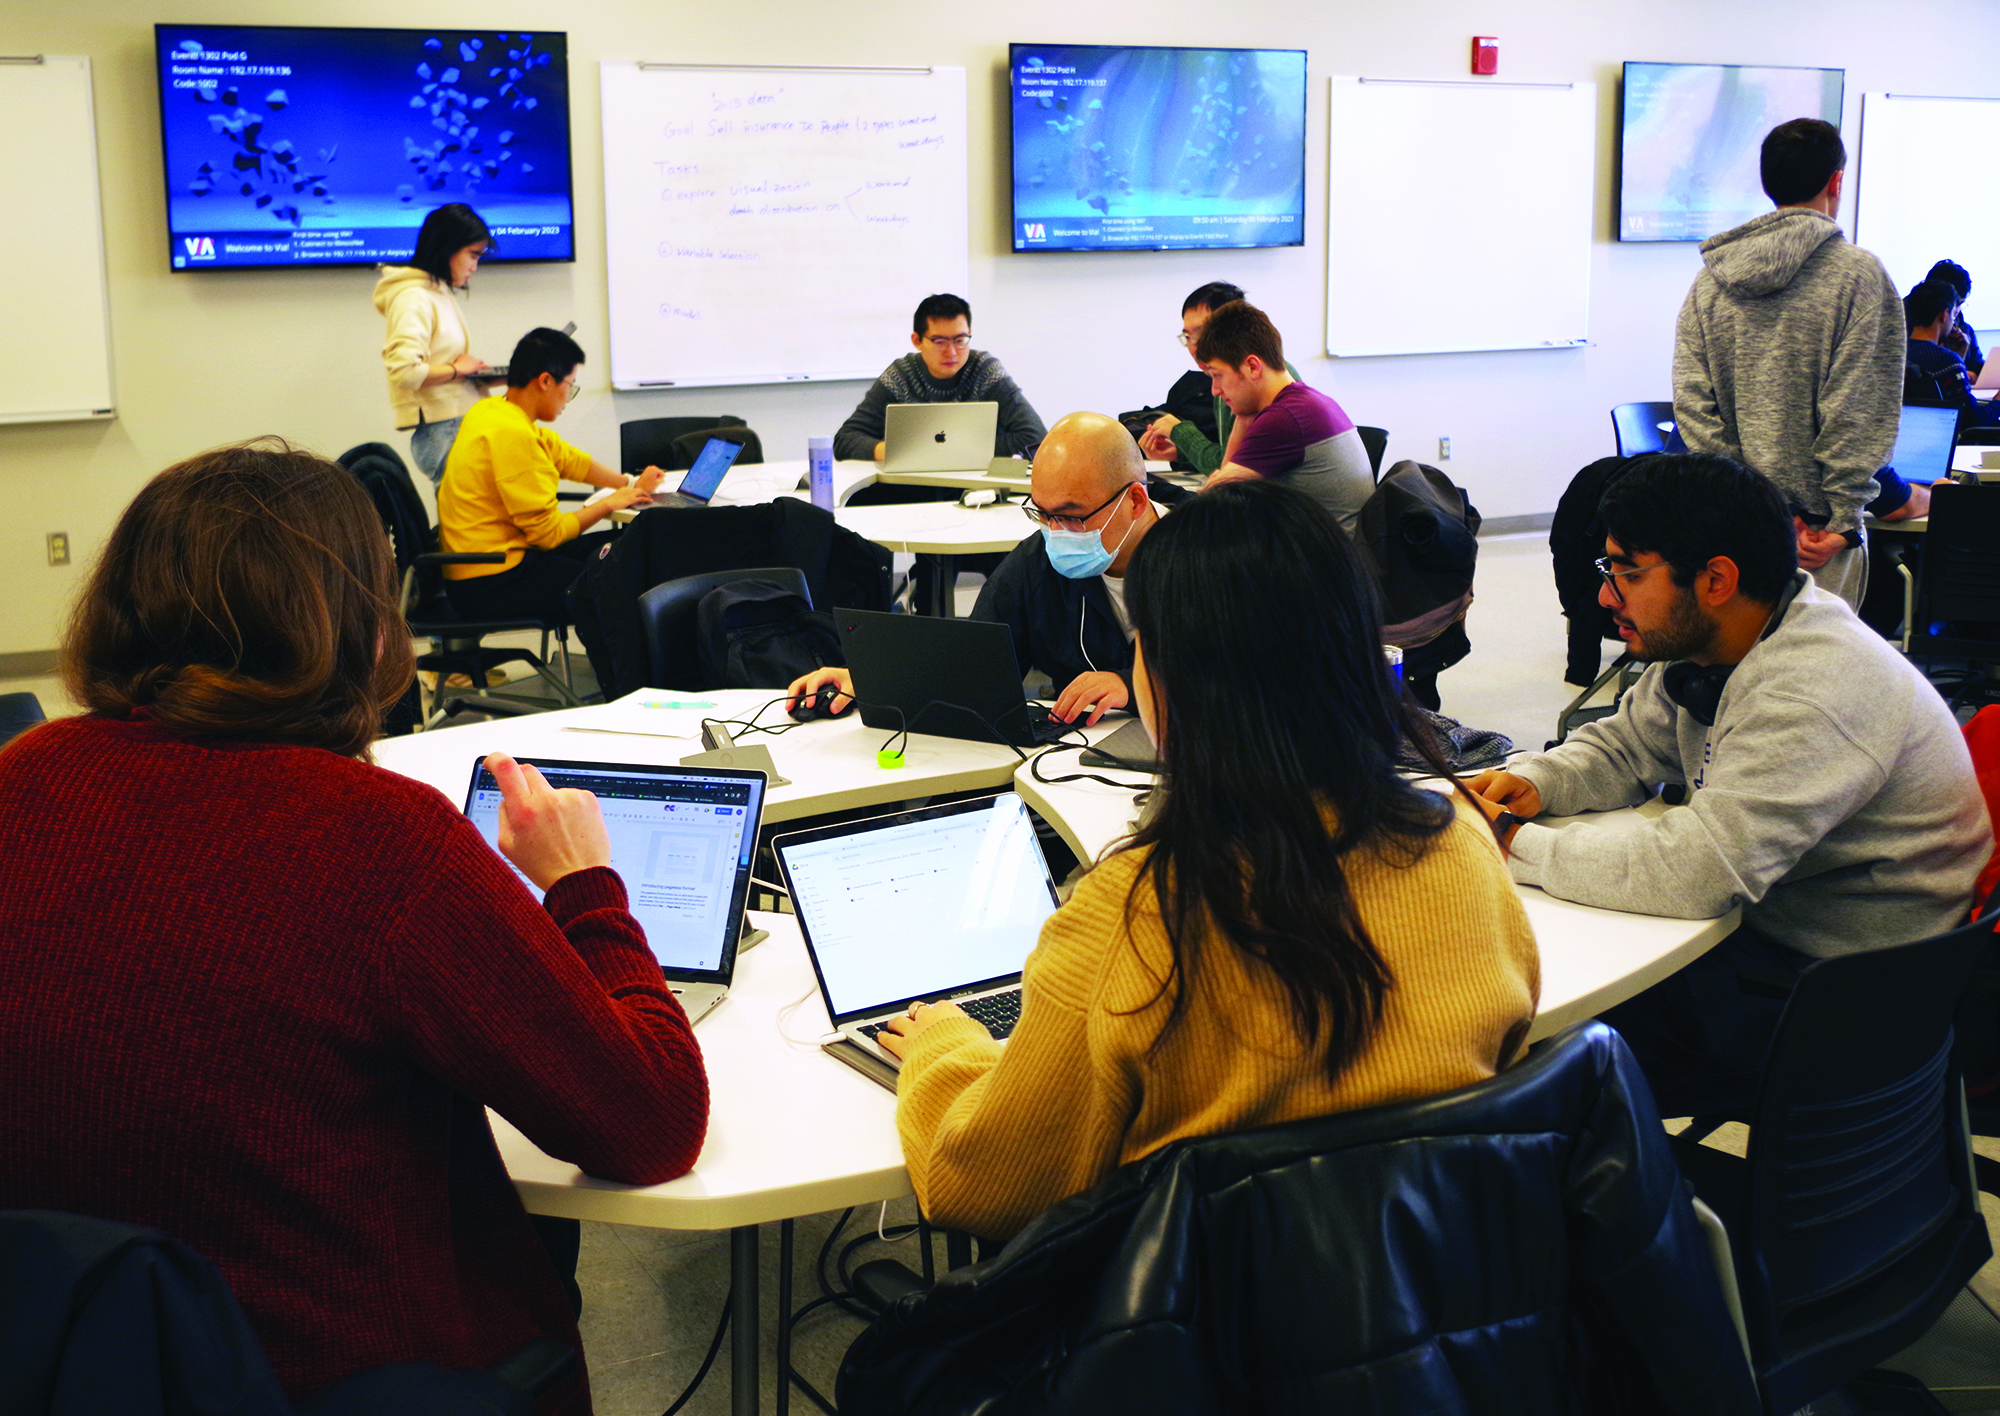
[1042,492,1139,580]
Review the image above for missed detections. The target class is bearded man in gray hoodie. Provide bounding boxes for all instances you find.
[1672,118,1904,611]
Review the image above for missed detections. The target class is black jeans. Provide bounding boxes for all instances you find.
[445,535,612,624]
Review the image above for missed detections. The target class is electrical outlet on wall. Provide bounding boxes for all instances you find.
[1438,437,1452,461]
[46,532,69,567]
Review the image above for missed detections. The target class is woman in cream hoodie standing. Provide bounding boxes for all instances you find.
[373,204,495,483]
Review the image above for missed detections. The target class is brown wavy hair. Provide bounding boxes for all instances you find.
[63,439,414,760]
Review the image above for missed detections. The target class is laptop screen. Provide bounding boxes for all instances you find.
[463,757,765,981]
[1891,404,1959,485]
[776,794,1057,1022]
[677,437,745,503]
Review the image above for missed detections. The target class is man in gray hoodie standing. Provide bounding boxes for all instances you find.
[1673,118,1904,610]
[1469,456,1988,1116]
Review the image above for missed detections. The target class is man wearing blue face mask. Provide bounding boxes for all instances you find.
[785,412,1156,727]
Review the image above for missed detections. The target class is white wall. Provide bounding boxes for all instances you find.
[4,0,1996,655]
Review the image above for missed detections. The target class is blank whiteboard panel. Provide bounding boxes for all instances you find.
[1856,92,2000,331]
[0,56,114,423]
[1324,77,1594,358]
[601,63,968,389]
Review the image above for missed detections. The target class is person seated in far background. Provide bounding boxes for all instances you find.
[1468,455,1989,1119]
[787,411,1159,728]
[875,479,1537,1242]
[1192,300,1374,534]
[1904,277,2000,436]
[833,293,1048,463]
[1928,258,1985,376]
[437,326,664,625]
[1137,281,1300,474]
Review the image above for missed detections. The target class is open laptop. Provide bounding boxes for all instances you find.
[653,436,745,509]
[1891,404,1961,486]
[774,793,1058,1067]
[835,608,1076,747]
[462,757,766,1023]
[883,402,1000,474]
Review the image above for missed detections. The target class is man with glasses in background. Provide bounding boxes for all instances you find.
[1466,454,1987,1117]
[833,293,1048,464]
[789,412,1154,727]
[1137,281,1299,476]
[439,326,664,624]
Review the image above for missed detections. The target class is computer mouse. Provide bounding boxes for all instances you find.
[789,686,840,722]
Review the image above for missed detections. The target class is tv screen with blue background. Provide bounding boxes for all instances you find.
[156,24,574,270]
[1009,44,1306,253]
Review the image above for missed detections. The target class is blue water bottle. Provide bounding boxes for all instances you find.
[808,436,835,511]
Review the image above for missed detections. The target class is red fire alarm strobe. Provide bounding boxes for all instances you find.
[1472,37,1499,75]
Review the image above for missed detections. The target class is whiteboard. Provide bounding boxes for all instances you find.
[1856,92,2000,331]
[600,63,968,389]
[1324,76,1595,358]
[0,56,114,423]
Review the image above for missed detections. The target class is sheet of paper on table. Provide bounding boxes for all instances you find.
[561,688,721,740]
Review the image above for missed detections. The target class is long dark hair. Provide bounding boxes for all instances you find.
[63,439,414,761]
[408,203,492,286]
[1120,479,1469,1082]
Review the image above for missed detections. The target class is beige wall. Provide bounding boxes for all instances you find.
[4,0,1995,655]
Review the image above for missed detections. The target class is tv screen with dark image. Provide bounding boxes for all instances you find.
[155,23,574,270]
[1009,44,1306,253]
[1618,61,1844,243]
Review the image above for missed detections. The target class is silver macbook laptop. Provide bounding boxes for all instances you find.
[463,757,766,1023]
[655,436,745,509]
[883,401,1000,473]
[775,793,1057,1066]
[1891,404,1961,486]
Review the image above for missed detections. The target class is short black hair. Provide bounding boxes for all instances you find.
[1760,119,1845,207]
[1192,300,1284,371]
[1906,278,1959,333]
[1927,260,1973,300]
[1599,454,1797,605]
[506,327,585,389]
[913,293,971,335]
[1182,281,1245,315]
[407,203,493,285]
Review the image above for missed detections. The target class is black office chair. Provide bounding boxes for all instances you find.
[1672,908,2000,1415]
[1356,424,1388,481]
[1,1209,573,1415]
[637,566,811,689]
[0,691,45,749]
[666,424,764,471]
[1611,401,1676,457]
[1898,481,2000,709]
[619,415,746,476]
[839,1023,1758,1416]
[338,443,581,728]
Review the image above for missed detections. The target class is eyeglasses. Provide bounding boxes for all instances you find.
[558,377,580,403]
[1176,330,1198,347]
[1023,484,1130,532]
[1593,556,1665,604]
[923,334,972,351]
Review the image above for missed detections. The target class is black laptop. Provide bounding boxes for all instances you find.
[834,609,1076,748]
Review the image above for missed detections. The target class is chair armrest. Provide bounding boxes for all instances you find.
[1900,561,1916,653]
[418,551,508,565]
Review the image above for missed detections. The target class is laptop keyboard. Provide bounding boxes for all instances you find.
[861,987,1024,1043]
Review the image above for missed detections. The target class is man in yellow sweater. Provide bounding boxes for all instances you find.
[438,327,664,623]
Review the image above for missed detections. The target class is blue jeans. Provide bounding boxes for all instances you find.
[409,416,463,485]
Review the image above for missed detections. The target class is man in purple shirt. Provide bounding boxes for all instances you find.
[1194,301,1375,534]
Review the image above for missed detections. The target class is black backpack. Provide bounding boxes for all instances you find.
[695,580,842,689]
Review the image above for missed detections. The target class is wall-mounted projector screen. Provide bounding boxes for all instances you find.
[155,23,575,270]
[1009,43,1306,253]
[1618,61,1844,243]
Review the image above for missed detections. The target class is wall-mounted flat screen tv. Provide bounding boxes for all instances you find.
[1009,44,1307,253]
[155,23,574,270]
[1618,61,1844,242]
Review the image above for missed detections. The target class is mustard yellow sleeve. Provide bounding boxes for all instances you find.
[894,888,1136,1240]
[489,422,585,548]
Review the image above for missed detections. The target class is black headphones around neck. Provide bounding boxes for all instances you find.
[1660,576,1802,727]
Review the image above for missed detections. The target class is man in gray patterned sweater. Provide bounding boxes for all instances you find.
[1673,118,1904,610]
[834,293,1047,463]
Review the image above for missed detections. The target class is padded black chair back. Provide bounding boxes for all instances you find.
[619,416,745,475]
[1718,916,1994,1412]
[1355,424,1388,481]
[668,424,764,472]
[0,691,46,749]
[638,567,810,689]
[1912,482,2000,653]
[1611,401,1676,457]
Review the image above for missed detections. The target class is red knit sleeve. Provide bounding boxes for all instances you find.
[377,826,709,1186]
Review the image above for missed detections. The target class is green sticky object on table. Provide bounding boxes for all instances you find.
[877,748,906,769]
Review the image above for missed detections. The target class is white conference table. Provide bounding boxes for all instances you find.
[1013,747,1742,1044]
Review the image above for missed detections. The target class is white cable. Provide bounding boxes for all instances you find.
[751,875,789,898]
[776,985,830,1047]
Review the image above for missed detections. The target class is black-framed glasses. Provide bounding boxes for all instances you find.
[1022,484,1131,532]
[922,334,972,351]
[1593,555,1663,604]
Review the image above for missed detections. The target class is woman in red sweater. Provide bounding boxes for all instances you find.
[0,441,707,1412]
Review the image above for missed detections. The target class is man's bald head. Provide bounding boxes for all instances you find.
[1032,411,1143,512]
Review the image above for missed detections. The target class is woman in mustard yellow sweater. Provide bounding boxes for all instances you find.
[880,480,1539,1241]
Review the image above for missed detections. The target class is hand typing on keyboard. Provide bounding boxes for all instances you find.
[876,998,970,1060]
